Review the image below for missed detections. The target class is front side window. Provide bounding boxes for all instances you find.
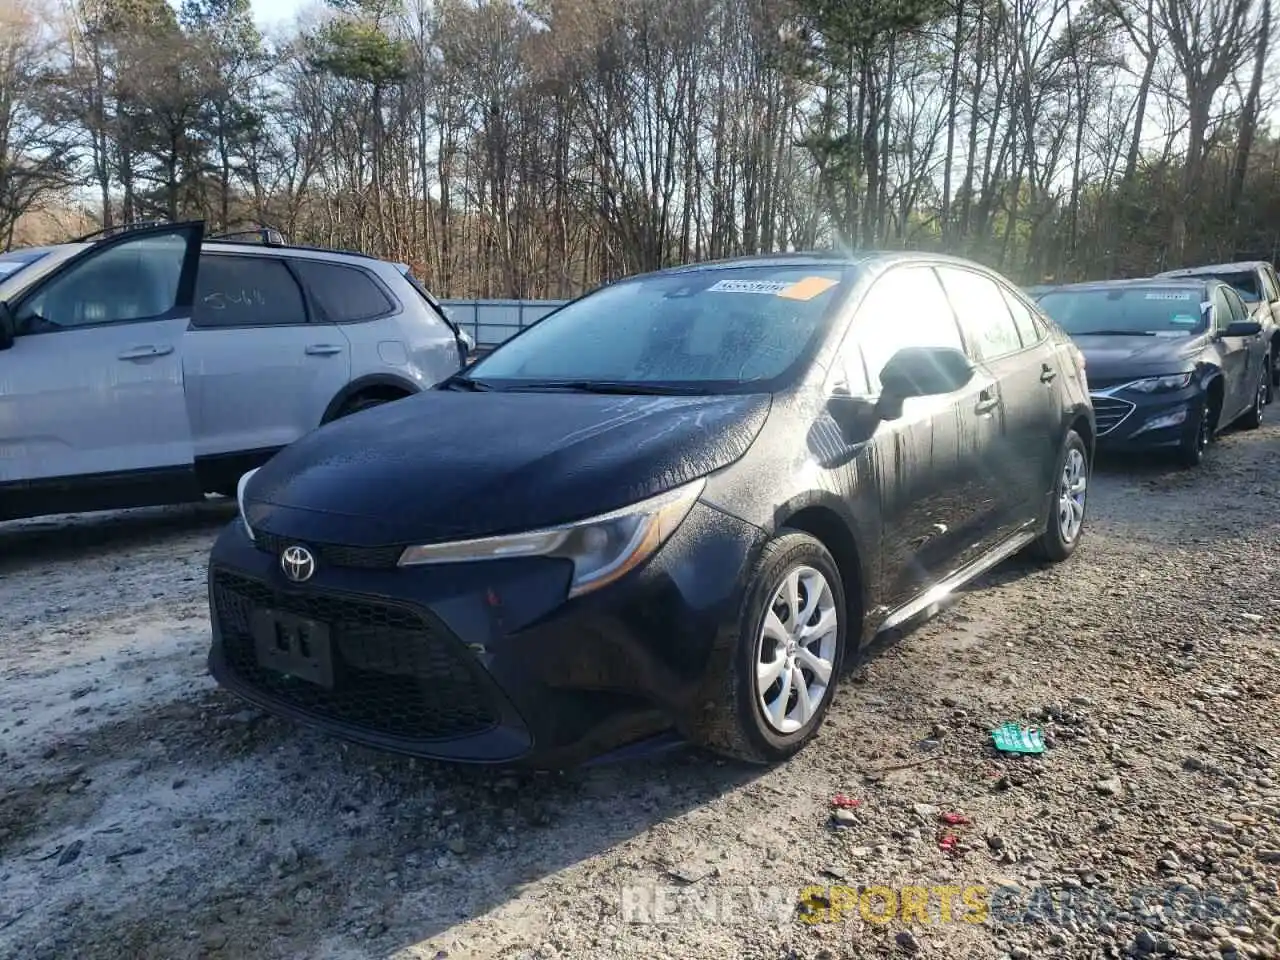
[936,266,1024,360]
[1038,286,1209,337]
[1223,287,1248,325]
[14,232,188,334]
[466,265,851,392]
[291,260,395,323]
[854,266,964,393]
[1259,266,1279,303]
[193,255,308,328]
[1213,287,1234,331]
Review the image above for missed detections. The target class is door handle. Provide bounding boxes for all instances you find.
[974,389,999,415]
[118,345,174,360]
[305,344,344,356]
[1040,363,1057,383]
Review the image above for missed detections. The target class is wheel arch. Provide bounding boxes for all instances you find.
[321,373,421,424]
[774,496,869,646]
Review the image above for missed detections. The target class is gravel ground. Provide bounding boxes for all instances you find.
[1,422,1278,960]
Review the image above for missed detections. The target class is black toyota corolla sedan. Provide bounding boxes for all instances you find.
[1036,278,1270,467]
[208,252,1094,768]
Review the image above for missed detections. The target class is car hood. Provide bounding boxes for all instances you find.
[1073,333,1204,382]
[244,390,771,546]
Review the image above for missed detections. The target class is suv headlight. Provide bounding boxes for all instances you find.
[1124,373,1193,393]
[397,478,706,597]
[236,467,260,541]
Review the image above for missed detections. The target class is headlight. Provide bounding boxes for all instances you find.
[236,467,260,541]
[397,478,706,597]
[1125,372,1193,393]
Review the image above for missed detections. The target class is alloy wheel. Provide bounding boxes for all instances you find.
[1057,447,1087,544]
[755,565,838,735]
[1256,374,1268,420]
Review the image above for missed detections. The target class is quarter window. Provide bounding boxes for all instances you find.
[14,231,188,334]
[937,267,1025,360]
[192,255,308,328]
[291,260,395,322]
[855,266,964,393]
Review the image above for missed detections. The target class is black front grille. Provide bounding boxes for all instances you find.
[212,569,499,740]
[1091,395,1136,436]
[254,532,403,570]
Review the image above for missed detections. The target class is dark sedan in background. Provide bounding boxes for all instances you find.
[1037,278,1270,466]
[208,252,1093,768]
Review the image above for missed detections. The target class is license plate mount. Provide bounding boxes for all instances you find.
[250,608,335,688]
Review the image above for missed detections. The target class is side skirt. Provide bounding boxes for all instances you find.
[874,527,1041,637]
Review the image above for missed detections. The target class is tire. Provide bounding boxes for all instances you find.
[1176,398,1211,468]
[687,529,848,764]
[335,393,402,420]
[1241,364,1268,430]
[1029,428,1089,563]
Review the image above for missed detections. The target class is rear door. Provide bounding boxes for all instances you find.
[0,222,203,485]
[182,252,352,463]
[936,264,1055,549]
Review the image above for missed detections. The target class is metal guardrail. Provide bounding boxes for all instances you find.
[440,299,567,349]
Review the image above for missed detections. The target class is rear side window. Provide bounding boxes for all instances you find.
[1000,286,1042,346]
[291,260,395,322]
[193,255,307,328]
[936,266,1024,360]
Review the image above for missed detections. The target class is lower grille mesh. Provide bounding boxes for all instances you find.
[212,569,498,740]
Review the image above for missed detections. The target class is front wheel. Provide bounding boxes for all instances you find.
[687,530,847,764]
[1176,400,1211,467]
[1241,364,1268,430]
[1030,428,1089,563]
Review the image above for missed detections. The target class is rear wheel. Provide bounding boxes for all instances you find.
[1030,428,1089,563]
[688,530,847,764]
[334,391,406,420]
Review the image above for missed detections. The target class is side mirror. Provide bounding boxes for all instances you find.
[1222,320,1262,338]
[876,345,975,419]
[0,301,14,351]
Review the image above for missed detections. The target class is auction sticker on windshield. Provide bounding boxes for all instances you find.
[1144,292,1193,300]
[708,276,841,300]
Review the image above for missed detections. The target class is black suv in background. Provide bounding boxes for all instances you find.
[209,252,1094,768]
[1037,278,1270,466]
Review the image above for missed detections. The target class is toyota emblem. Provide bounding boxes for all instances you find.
[280,545,316,583]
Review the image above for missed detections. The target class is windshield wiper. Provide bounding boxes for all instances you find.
[439,376,495,392]
[512,380,710,396]
[1071,329,1157,336]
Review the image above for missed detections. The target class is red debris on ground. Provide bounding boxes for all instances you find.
[830,794,862,809]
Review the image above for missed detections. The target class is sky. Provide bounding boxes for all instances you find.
[248,0,312,29]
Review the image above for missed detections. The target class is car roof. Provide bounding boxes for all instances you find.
[1037,277,1216,294]
[639,249,1014,278]
[1157,261,1270,277]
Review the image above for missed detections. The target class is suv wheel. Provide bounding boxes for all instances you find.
[688,530,847,764]
[1030,428,1089,562]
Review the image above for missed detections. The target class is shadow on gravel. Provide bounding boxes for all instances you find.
[0,500,236,573]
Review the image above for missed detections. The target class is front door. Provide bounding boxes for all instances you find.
[844,264,983,609]
[0,223,204,487]
[1214,285,1253,418]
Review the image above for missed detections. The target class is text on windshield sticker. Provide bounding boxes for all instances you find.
[1144,292,1192,300]
[708,276,840,300]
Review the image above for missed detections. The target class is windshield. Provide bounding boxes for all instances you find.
[463,265,851,392]
[1037,287,1208,336]
[0,248,51,281]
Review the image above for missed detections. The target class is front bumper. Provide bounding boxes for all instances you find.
[206,501,766,767]
[1090,386,1201,451]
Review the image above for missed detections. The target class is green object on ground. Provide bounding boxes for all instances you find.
[991,722,1046,754]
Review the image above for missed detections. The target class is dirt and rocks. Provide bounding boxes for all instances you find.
[1,423,1279,960]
